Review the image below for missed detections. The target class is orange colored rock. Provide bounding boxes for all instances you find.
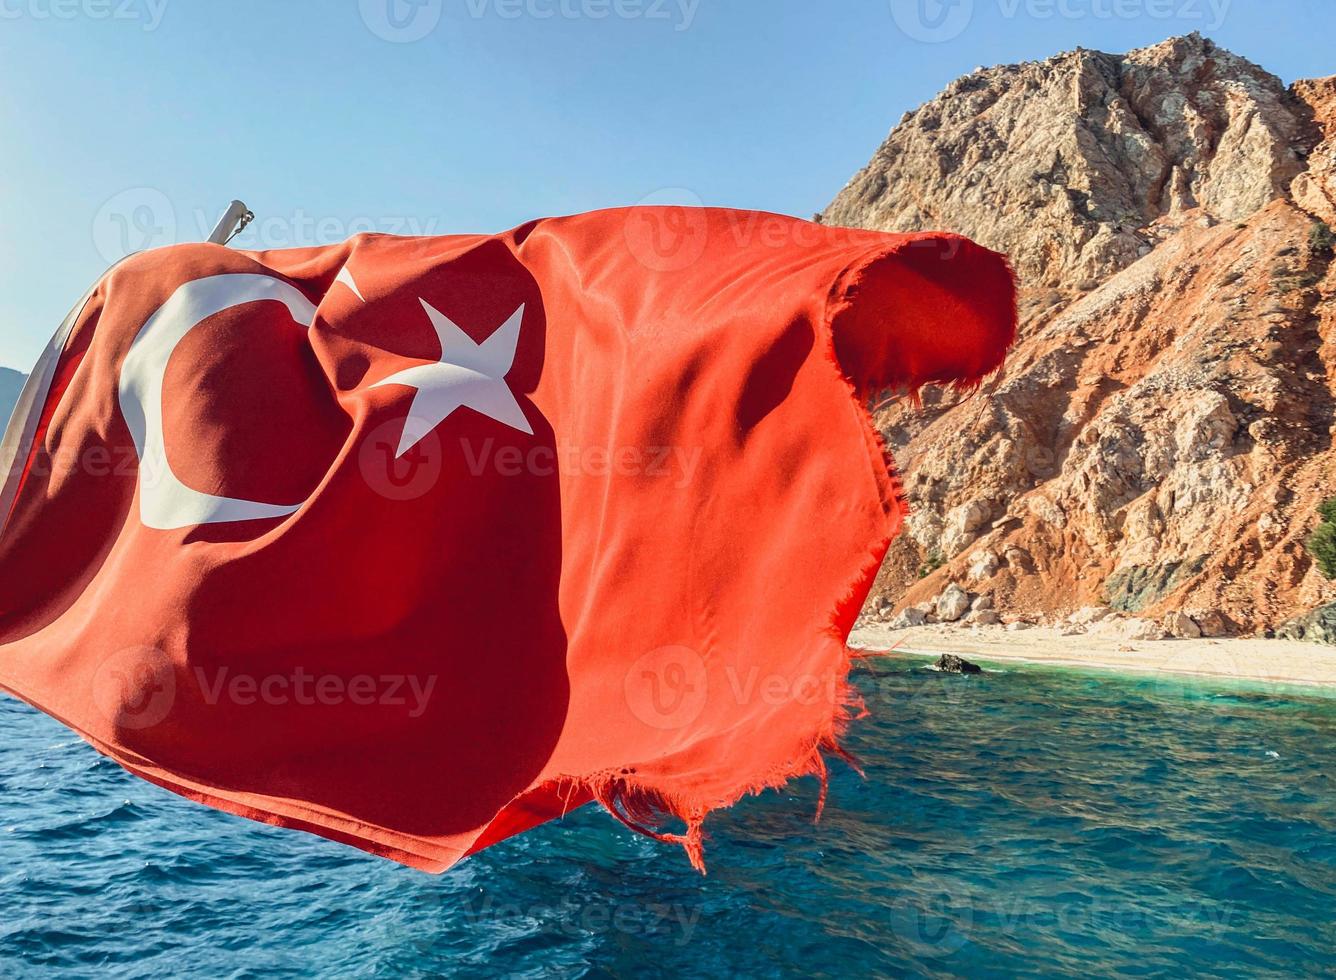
[1293,76,1336,225]
[828,35,1336,636]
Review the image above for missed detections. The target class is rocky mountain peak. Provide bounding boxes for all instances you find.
[822,33,1310,289]
[829,38,1336,638]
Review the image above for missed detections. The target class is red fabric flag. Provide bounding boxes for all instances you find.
[0,208,1015,871]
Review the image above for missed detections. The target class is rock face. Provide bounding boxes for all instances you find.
[891,607,927,629]
[1292,77,1336,225]
[1277,602,1336,644]
[826,35,1336,637]
[1162,610,1203,639]
[825,34,1307,289]
[935,583,972,622]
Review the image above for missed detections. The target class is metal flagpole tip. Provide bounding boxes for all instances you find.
[207,200,254,246]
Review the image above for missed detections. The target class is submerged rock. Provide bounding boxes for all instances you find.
[934,653,982,674]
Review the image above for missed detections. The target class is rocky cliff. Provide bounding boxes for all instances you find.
[823,34,1336,636]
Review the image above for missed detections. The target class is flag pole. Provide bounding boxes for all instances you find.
[207,200,253,246]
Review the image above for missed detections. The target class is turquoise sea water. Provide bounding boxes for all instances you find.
[2,656,1335,978]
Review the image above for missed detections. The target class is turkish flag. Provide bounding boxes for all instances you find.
[0,208,1014,871]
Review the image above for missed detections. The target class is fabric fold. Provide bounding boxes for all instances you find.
[0,207,1015,871]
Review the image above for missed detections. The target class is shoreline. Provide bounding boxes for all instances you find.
[848,624,1336,692]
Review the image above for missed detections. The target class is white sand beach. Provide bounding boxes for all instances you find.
[848,623,1336,691]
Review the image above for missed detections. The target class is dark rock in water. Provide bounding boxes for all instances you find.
[934,653,982,674]
[1277,603,1336,645]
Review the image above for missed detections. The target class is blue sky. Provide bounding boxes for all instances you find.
[0,0,1330,369]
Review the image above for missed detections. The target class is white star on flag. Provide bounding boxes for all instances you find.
[373,299,533,457]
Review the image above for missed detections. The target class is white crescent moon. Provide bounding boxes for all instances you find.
[118,274,318,530]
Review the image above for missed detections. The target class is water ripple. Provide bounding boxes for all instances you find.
[2,661,1336,977]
